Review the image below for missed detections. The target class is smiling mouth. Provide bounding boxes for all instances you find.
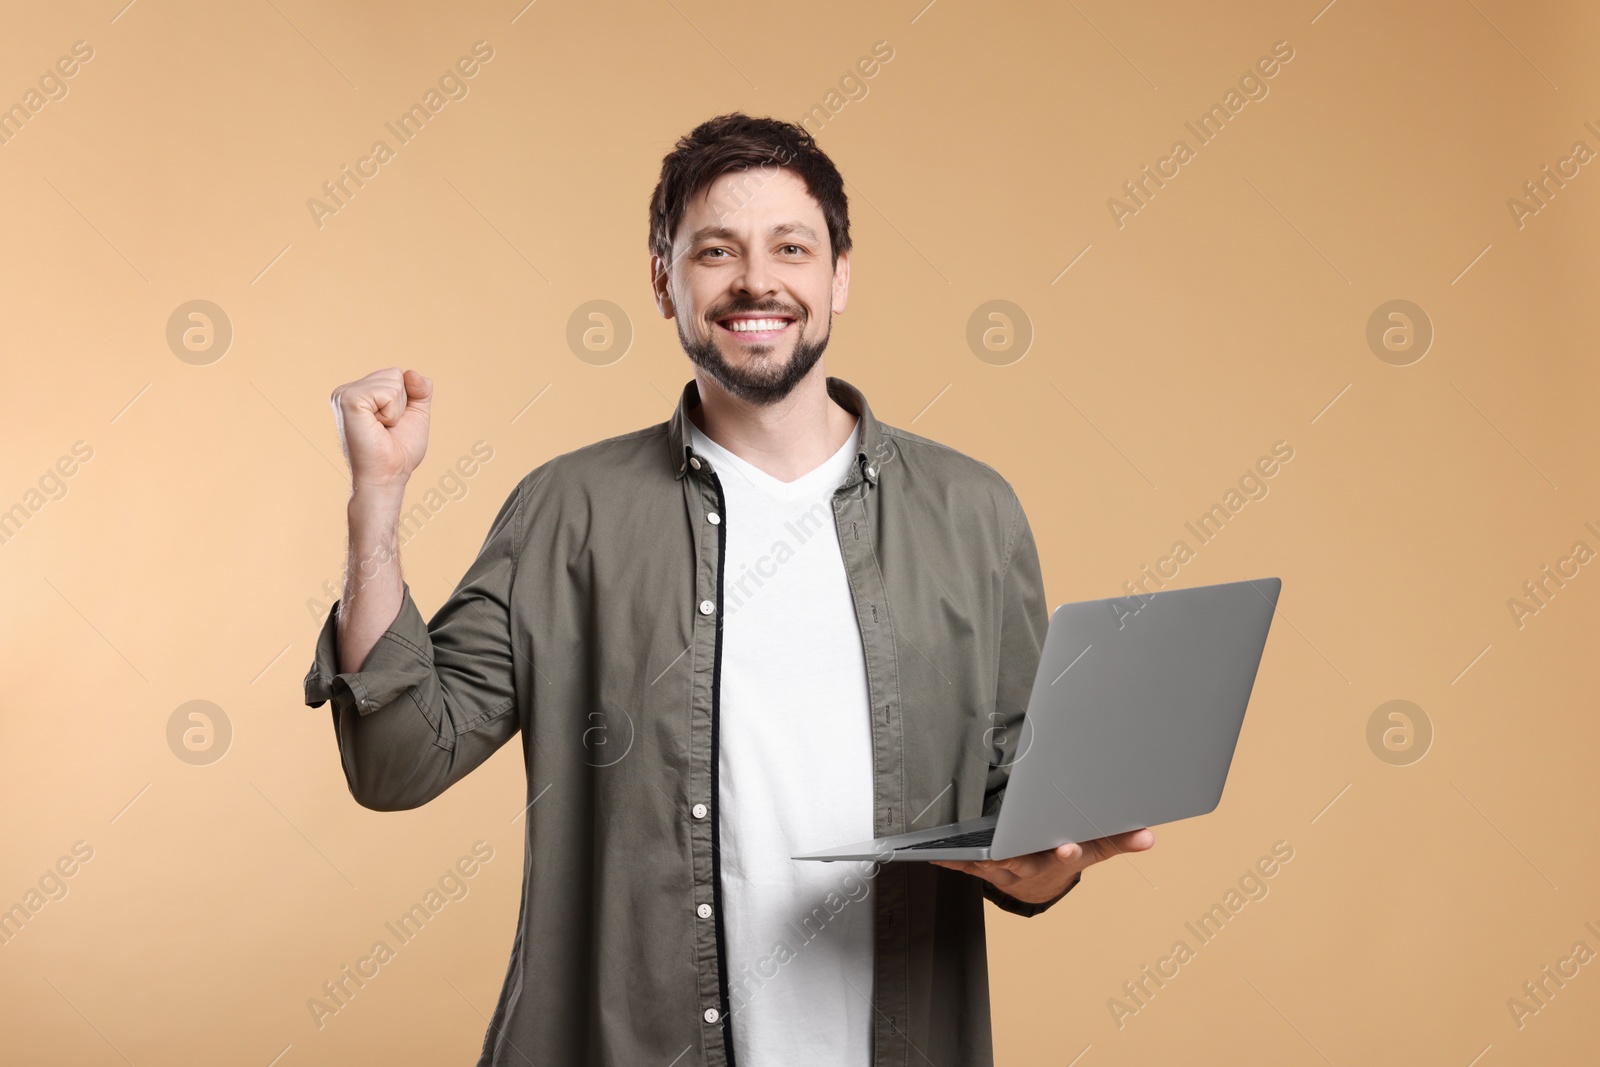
[715,314,796,342]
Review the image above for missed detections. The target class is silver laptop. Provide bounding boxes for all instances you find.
[793,576,1281,862]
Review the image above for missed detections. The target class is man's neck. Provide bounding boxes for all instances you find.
[686,364,858,483]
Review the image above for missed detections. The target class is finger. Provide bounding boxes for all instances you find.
[331,367,394,412]
[991,855,1037,878]
[1086,828,1154,865]
[1053,842,1085,866]
[369,383,403,428]
[932,860,1013,889]
[403,369,433,409]
[1101,827,1154,856]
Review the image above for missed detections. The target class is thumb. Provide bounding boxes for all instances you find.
[403,370,433,408]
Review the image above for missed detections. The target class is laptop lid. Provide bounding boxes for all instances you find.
[988,576,1280,859]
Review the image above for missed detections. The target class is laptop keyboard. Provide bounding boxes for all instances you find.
[912,826,996,850]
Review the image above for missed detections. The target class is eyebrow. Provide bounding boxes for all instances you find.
[686,221,822,246]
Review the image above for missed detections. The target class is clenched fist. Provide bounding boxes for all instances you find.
[329,368,433,494]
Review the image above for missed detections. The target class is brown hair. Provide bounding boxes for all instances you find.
[647,112,852,274]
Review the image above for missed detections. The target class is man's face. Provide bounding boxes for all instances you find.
[652,167,850,406]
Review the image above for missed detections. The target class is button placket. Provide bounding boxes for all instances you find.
[684,462,736,1062]
[833,460,911,1063]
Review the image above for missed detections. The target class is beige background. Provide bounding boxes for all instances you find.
[1,0,1596,1063]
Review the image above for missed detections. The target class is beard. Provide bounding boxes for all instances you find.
[678,302,831,406]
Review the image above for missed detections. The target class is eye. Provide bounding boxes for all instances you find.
[699,247,729,259]
[780,244,805,255]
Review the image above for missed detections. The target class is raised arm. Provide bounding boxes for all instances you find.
[332,367,432,674]
[303,368,523,811]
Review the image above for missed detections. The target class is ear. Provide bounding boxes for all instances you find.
[650,255,675,319]
[831,250,851,315]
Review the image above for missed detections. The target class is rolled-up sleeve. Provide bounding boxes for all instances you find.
[303,476,526,811]
[981,483,1082,918]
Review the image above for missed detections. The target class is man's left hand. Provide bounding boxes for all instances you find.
[928,827,1155,904]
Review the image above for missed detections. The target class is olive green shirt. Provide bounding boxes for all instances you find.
[303,375,1080,1066]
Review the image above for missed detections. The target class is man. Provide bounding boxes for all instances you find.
[305,112,1153,1066]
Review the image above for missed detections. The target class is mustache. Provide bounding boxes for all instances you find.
[706,300,805,322]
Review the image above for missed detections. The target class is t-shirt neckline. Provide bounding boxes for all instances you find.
[688,418,860,500]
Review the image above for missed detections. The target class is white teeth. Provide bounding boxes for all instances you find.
[724,318,790,332]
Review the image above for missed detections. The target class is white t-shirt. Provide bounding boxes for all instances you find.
[688,417,875,1067]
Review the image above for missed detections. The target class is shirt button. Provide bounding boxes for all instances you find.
[707,512,721,525]
[867,465,877,477]
[697,903,713,919]
[692,802,708,819]
[689,456,702,470]
[704,1007,719,1023]
[698,599,715,616]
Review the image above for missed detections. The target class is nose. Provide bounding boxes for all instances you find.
[732,254,778,302]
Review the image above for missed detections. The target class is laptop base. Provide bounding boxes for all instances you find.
[792,814,1001,863]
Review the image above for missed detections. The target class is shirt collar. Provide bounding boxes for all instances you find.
[668,375,884,488]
